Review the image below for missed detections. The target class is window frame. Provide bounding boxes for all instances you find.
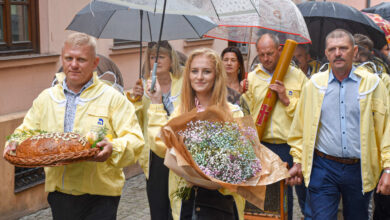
[0,0,40,56]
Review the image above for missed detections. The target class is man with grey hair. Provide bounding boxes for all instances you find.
[241,33,308,220]
[3,32,144,219]
[287,29,390,219]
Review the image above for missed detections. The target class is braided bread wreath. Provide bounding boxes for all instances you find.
[4,132,100,167]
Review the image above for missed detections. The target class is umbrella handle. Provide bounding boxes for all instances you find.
[150,62,158,92]
[126,91,142,103]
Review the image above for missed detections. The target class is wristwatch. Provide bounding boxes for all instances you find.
[383,169,390,174]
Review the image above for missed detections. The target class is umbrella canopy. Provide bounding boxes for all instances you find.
[204,0,311,44]
[363,12,390,45]
[298,1,387,59]
[97,0,261,18]
[67,1,217,41]
[362,2,390,21]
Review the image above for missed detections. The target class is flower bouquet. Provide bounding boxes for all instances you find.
[160,106,290,209]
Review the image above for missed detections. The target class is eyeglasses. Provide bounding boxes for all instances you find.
[147,40,172,50]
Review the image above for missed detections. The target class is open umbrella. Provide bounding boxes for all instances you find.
[363,12,390,45]
[362,2,390,21]
[97,0,261,18]
[204,0,310,45]
[203,0,311,91]
[96,0,262,91]
[67,1,217,93]
[298,1,387,59]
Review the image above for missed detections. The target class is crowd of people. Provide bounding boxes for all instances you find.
[3,28,390,220]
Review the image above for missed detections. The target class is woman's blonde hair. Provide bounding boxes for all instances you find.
[180,48,230,114]
[143,41,181,79]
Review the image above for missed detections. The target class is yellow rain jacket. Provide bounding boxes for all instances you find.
[147,103,246,220]
[288,67,390,192]
[9,72,144,196]
[356,61,390,94]
[133,73,182,178]
[242,64,307,144]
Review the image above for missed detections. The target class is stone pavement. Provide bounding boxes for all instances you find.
[20,173,306,220]
[19,174,150,220]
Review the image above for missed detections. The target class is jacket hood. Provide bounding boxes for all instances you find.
[311,66,380,98]
[49,72,109,106]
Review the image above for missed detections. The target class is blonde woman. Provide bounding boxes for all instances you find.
[132,40,182,220]
[146,48,245,220]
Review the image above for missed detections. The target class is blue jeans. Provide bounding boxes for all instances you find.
[308,154,372,220]
[262,142,307,220]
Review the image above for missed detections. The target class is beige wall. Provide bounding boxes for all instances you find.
[0,114,48,220]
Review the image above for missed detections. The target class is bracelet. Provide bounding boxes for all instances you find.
[383,169,390,174]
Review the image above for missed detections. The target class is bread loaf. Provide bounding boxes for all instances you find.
[16,132,91,158]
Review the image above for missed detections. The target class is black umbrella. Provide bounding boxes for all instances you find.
[362,2,390,21]
[297,1,387,59]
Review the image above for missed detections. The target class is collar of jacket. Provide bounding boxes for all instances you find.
[253,63,292,83]
[311,66,380,99]
[49,71,109,105]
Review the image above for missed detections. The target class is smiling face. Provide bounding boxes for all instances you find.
[222,52,240,77]
[189,55,216,97]
[62,43,99,93]
[325,35,357,75]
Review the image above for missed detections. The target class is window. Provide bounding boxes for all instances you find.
[14,167,45,193]
[228,42,248,55]
[0,0,39,55]
[113,39,139,47]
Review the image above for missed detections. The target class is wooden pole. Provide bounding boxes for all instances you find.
[255,39,297,139]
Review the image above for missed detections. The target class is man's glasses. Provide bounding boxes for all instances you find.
[147,40,172,50]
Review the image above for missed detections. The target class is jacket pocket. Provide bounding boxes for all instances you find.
[372,99,386,115]
[87,106,111,131]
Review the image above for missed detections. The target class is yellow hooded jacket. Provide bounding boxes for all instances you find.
[288,67,390,193]
[242,64,307,144]
[9,72,144,196]
[133,73,183,178]
[147,103,246,220]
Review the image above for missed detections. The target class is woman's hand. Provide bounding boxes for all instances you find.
[127,79,143,102]
[146,79,163,104]
[239,79,248,93]
[132,79,144,97]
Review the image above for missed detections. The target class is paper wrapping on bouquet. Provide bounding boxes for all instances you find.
[161,106,290,210]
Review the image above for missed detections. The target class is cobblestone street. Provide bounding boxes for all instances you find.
[20,173,305,220]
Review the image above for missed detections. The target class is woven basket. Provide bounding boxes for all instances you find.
[4,148,100,168]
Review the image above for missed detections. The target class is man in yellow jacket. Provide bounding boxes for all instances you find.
[287,29,390,219]
[3,33,144,219]
[241,33,308,220]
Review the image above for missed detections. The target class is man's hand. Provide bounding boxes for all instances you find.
[377,169,390,195]
[90,138,113,162]
[3,141,18,157]
[269,80,290,106]
[286,163,303,186]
